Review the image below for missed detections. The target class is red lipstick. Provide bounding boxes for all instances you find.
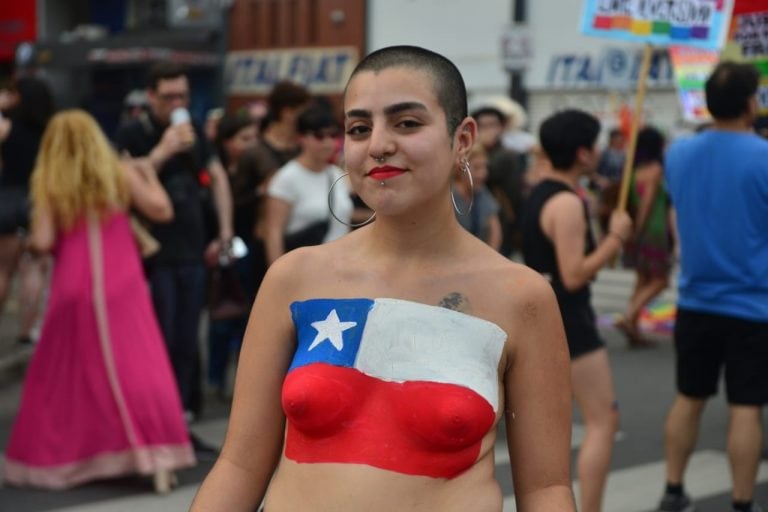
[368,165,405,181]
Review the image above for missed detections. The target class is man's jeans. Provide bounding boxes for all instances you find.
[150,263,206,415]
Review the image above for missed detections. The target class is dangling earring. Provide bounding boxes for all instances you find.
[450,158,474,216]
[328,173,376,227]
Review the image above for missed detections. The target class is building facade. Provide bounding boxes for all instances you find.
[11,0,227,136]
[224,0,365,111]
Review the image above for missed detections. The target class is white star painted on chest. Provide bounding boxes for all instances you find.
[308,309,357,351]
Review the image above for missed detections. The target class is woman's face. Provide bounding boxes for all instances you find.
[300,125,339,164]
[343,66,473,216]
[224,124,258,166]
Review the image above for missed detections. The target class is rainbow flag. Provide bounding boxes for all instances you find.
[581,0,734,50]
[638,299,677,335]
[669,45,720,122]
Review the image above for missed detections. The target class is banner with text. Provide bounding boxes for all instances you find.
[721,0,768,113]
[225,46,358,95]
[581,0,734,50]
[669,46,719,122]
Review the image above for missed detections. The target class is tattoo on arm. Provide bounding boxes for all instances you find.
[438,292,472,313]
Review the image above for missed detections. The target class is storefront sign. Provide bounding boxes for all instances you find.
[88,47,219,66]
[546,46,674,88]
[580,0,734,50]
[225,46,358,95]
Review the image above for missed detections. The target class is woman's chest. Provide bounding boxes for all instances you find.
[281,297,507,478]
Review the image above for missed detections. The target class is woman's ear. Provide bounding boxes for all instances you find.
[455,116,477,159]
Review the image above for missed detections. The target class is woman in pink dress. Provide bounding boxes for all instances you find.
[3,109,195,493]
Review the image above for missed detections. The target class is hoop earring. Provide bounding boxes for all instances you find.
[450,159,474,216]
[328,173,376,227]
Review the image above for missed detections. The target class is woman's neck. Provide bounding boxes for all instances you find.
[296,153,327,172]
[364,196,465,263]
[263,123,296,151]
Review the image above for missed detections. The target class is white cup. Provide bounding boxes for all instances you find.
[170,107,191,126]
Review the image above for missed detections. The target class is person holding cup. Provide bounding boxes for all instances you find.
[115,61,233,459]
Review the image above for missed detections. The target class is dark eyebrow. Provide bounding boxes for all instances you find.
[345,101,428,120]
[345,109,370,120]
[384,101,427,116]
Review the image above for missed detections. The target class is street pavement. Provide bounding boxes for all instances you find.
[0,267,766,511]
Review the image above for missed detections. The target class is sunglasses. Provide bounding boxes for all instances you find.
[309,128,339,140]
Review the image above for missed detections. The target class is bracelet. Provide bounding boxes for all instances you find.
[608,231,626,244]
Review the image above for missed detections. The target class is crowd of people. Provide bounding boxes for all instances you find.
[0,47,765,512]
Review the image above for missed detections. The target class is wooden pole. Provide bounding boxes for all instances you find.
[617,43,654,213]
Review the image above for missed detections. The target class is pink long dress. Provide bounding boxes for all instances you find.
[3,212,195,489]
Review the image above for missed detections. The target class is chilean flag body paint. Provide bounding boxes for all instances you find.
[282,298,507,478]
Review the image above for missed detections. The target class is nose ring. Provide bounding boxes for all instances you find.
[373,155,386,163]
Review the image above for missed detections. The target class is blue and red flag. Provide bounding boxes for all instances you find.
[282,298,507,478]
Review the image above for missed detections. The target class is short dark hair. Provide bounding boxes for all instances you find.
[215,112,255,168]
[539,109,600,170]
[608,128,624,141]
[348,45,467,136]
[634,126,665,167]
[265,80,311,124]
[705,61,759,120]
[470,106,507,125]
[297,102,338,135]
[147,61,188,90]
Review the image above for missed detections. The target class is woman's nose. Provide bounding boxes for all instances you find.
[367,124,395,160]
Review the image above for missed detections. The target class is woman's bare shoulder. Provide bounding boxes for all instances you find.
[468,253,557,331]
[265,240,353,295]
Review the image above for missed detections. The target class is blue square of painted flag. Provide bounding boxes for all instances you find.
[289,298,374,371]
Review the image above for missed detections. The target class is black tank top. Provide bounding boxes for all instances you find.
[521,179,595,303]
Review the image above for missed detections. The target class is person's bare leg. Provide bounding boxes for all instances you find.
[664,394,706,485]
[17,252,48,340]
[727,404,762,502]
[0,234,23,309]
[623,272,648,329]
[629,275,669,329]
[572,348,619,512]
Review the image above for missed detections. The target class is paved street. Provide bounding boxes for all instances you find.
[0,268,766,511]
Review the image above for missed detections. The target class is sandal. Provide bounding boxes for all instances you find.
[614,316,657,349]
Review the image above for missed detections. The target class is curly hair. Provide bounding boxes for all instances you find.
[30,110,130,231]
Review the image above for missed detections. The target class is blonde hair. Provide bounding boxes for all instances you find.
[31,109,130,230]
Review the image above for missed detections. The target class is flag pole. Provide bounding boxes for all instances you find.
[617,43,654,213]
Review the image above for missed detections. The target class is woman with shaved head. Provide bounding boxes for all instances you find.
[192,46,575,512]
